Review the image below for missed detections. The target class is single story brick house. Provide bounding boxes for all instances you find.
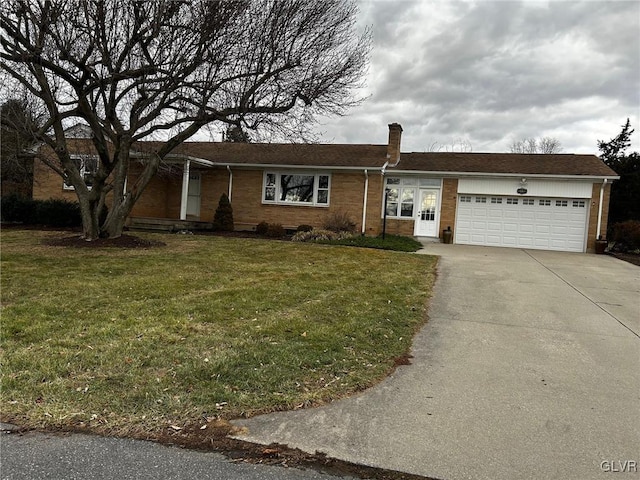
[32,123,618,252]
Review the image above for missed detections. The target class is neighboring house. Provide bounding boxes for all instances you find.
[32,123,618,253]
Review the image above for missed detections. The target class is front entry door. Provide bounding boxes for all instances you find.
[414,189,439,237]
[186,172,201,218]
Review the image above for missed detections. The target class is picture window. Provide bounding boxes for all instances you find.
[263,172,330,206]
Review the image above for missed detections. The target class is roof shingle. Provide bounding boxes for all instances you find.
[130,142,618,177]
[390,152,618,177]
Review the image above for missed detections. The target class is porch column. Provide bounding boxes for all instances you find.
[180,159,191,220]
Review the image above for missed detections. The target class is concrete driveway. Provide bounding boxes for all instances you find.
[233,245,640,480]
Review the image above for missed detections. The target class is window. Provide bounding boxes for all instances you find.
[506,198,519,205]
[539,199,551,206]
[263,172,330,206]
[491,197,503,204]
[475,196,487,203]
[63,156,98,190]
[556,200,568,207]
[460,195,472,203]
[385,177,418,218]
[523,198,535,205]
[572,200,586,208]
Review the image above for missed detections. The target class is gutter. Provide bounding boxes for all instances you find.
[384,170,620,181]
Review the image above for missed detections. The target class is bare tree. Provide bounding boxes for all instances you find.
[1,98,44,195]
[427,138,473,152]
[509,137,562,154]
[0,0,370,239]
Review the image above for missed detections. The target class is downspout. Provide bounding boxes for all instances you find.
[596,179,607,240]
[380,161,389,238]
[361,169,369,235]
[227,165,233,202]
[179,159,191,220]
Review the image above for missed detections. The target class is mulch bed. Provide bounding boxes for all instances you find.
[43,234,166,249]
[608,252,640,267]
[36,230,290,249]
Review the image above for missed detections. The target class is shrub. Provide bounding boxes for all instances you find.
[323,210,357,233]
[610,220,640,252]
[292,228,355,242]
[255,221,269,235]
[35,198,82,227]
[265,223,285,238]
[213,193,234,231]
[1,194,36,223]
[296,224,313,233]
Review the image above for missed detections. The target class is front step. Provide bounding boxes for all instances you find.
[128,217,213,233]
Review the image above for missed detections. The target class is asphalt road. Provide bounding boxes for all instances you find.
[0,431,355,480]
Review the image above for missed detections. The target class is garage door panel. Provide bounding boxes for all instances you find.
[486,235,501,244]
[455,195,587,252]
[502,236,517,246]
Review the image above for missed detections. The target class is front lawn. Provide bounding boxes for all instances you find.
[321,234,424,252]
[0,229,436,438]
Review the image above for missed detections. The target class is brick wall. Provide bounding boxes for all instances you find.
[128,170,171,218]
[224,169,369,230]
[439,178,458,239]
[364,174,384,234]
[32,157,77,201]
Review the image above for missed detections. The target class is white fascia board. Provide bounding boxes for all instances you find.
[131,152,216,168]
[197,162,384,172]
[130,151,383,171]
[386,170,620,181]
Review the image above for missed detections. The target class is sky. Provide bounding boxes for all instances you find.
[311,0,640,154]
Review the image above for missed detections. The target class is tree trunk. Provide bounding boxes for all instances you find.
[78,194,100,241]
[101,199,129,239]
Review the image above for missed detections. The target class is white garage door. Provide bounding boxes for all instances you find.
[454,195,589,252]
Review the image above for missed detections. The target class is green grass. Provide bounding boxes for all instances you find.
[0,229,436,436]
[321,234,424,252]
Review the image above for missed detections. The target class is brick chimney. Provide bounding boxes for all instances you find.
[387,123,403,165]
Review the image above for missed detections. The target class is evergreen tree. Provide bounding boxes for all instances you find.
[598,119,640,224]
[213,193,234,231]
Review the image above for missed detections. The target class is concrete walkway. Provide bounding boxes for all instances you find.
[233,245,640,480]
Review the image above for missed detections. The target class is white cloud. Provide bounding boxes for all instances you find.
[314,0,640,154]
